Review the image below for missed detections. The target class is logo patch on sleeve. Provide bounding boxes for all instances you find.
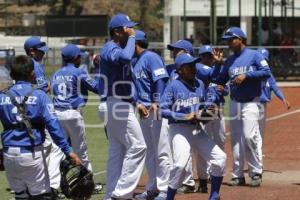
[260,60,268,67]
[154,68,166,76]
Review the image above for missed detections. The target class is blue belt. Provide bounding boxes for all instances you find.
[3,146,35,153]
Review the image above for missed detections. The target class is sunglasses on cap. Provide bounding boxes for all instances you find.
[223,31,242,39]
[32,42,47,49]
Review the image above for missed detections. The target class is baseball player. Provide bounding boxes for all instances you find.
[257,48,290,140]
[215,27,271,187]
[160,53,226,200]
[50,44,102,192]
[132,30,171,200]
[98,14,147,200]
[194,45,229,193]
[166,39,197,193]
[24,36,66,197]
[0,55,81,200]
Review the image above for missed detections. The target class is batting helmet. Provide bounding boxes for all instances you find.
[60,158,95,199]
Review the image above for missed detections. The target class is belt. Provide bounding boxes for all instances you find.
[231,97,255,103]
[3,146,34,153]
[170,120,198,125]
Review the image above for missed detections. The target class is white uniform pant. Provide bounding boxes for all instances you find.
[98,97,146,199]
[43,130,65,189]
[195,116,226,179]
[55,109,92,171]
[258,103,267,141]
[230,100,263,178]
[4,146,50,197]
[205,115,226,150]
[140,114,171,192]
[168,123,226,190]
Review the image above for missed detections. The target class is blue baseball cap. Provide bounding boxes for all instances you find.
[221,27,247,40]
[24,36,49,53]
[257,48,269,60]
[135,30,147,41]
[167,40,194,56]
[61,44,84,59]
[175,53,200,68]
[109,14,138,30]
[199,45,213,55]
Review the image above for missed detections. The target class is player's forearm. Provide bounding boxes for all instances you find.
[119,36,136,63]
[160,109,189,120]
[246,67,271,80]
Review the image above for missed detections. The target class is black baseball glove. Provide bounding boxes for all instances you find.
[60,158,95,199]
[196,107,218,124]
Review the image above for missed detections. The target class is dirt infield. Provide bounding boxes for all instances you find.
[135,87,300,200]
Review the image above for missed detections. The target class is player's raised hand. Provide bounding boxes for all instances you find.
[124,27,135,37]
[137,103,149,119]
[233,74,246,86]
[69,152,81,166]
[213,48,224,65]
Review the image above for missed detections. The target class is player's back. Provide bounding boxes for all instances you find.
[0,82,48,147]
[51,63,87,109]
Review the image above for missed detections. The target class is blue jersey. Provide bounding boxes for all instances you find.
[33,58,48,92]
[206,83,229,106]
[160,78,206,123]
[0,81,71,155]
[260,73,284,103]
[99,37,136,99]
[51,63,99,109]
[132,50,168,106]
[216,48,271,100]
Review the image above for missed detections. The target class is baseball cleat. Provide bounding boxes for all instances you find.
[198,179,208,193]
[93,183,103,194]
[135,190,158,200]
[249,174,262,187]
[177,184,195,194]
[153,191,167,200]
[227,177,246,186]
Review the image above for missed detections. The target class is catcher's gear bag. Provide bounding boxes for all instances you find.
[0,148,4,171]
[60,158,95,199]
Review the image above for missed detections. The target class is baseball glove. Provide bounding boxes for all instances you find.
[0,148,4,171]
[196,108,217,124]
[60,158,95,199]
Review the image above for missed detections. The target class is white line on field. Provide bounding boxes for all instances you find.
[266,108,300,121]
[94,170,107,176]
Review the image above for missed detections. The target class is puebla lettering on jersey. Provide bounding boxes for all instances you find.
[229,65,255,77]
[174,96,200,111]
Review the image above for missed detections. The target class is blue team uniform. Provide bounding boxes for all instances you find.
[160,78,206,123]
[0,81,71,155]
[32,58,49,92]
[99,36,136,99]
[132,50,168,106]
[51,63,99,109]
[216,48,271,100]
[206,83,229,107]
[260,72,284,103]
